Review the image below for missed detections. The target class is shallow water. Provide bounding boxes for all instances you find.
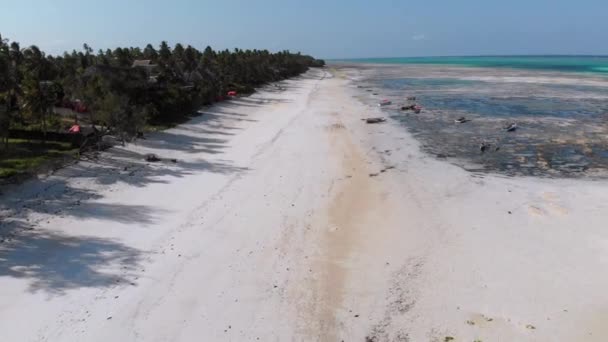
[346,64,608,178]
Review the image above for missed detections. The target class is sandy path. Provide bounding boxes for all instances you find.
[1,67,608,341]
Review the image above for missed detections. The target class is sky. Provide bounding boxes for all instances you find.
[1,0,607,59]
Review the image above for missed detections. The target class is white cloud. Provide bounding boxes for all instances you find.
[412,34,427,41]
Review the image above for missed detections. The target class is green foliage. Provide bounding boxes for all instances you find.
[0,139,77,178]
[0,32,326,141]
[0,34,12,147]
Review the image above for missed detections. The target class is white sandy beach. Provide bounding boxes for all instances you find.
[1,67,608,341]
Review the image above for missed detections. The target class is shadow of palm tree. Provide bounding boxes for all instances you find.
[0,74,291,295]
[138,131,229,154]
[87,148,250,186]
[177,125,238,136]
[0,228,143,294]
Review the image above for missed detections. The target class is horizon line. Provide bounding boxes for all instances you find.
[328,54,608,61]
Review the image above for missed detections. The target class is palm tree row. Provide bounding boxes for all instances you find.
[0,33,325,147]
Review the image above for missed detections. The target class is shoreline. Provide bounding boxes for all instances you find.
[338,70,608,340]
[335,63,608,179]
[1,67,608,341]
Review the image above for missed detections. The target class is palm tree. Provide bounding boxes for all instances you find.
[0,34,326,143]
[21,75,55,143]
[0,34,10,148]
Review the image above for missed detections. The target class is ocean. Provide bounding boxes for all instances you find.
[339,57,608,177]
[339,56,608,76]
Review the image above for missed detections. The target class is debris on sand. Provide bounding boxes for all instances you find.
[504,122,518,132]
[406,96,417,101]
[480,142,491,153]
[378,100,392,107]
[364,117,387,124]
[380,166,396,173]
[401,104,416,111]
[170,159,178,163]
[145,154,161,162]
[455,117,470,124]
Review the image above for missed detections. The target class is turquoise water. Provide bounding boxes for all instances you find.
[338,56,608,75]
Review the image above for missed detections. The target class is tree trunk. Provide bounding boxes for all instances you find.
[41,107,47,145]
[3,91,12,150]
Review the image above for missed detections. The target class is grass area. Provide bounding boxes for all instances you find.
[145,112,202,132]
[0,139,79,179]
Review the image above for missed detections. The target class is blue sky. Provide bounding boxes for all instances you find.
[1,0,607,58]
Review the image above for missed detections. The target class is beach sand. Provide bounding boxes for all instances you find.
[1,67,608,341]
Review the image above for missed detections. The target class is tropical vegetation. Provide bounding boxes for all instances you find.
[0,33,324,178]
